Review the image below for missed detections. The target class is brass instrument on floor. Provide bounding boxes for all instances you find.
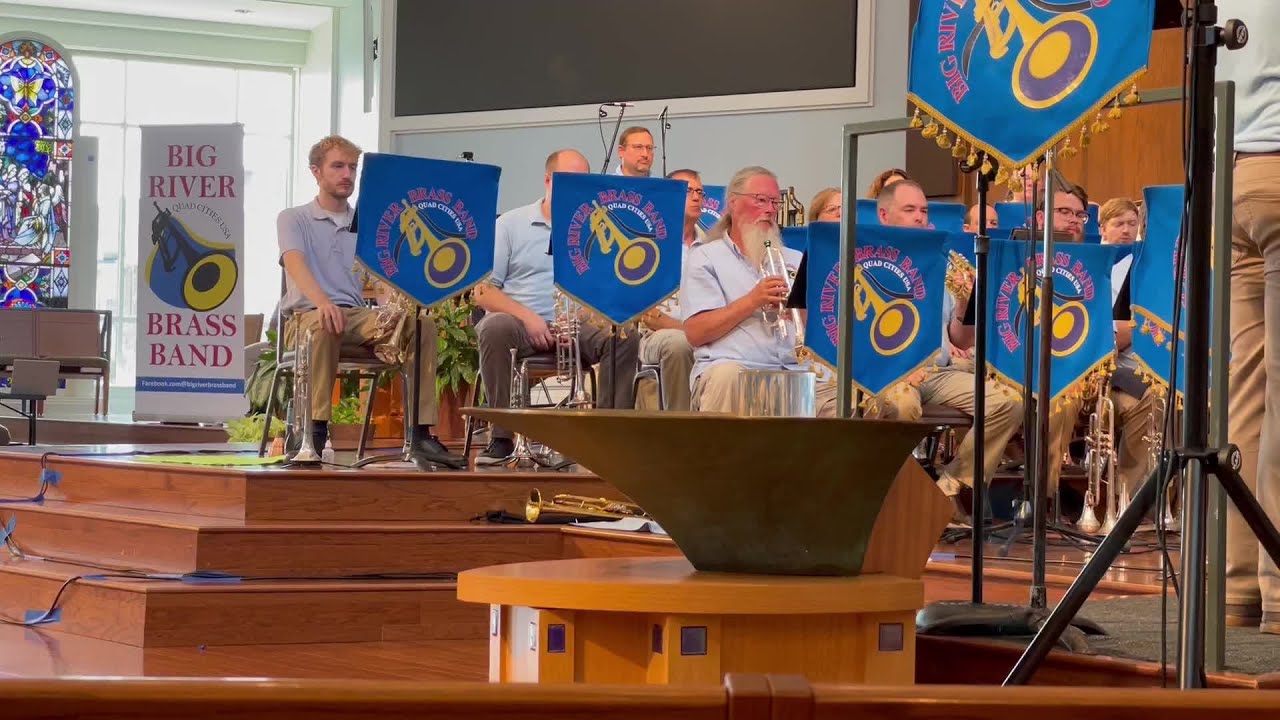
[776,186,806,227]
[525,488,649,524]
[1079,377,1117,534]
[551,290,592,408]
[289,327,321,465]
[373,287,415,364]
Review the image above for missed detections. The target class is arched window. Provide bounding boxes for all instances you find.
[0,34,76,308]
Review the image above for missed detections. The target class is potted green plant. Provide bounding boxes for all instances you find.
[326,391,366,450]
[430,294,480,441]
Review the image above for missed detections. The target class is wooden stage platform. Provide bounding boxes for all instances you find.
[0,443,1272,688]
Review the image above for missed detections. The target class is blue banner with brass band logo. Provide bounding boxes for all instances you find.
[698,184,726,242]
[550,172,687,326]
[986,238,1118,409]
[354,153,500,307]
[1130,184,1190,401]
[803,222,948,397]
[908,0,1155,172]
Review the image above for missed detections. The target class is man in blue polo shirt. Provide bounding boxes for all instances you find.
[277,135,462,468]
[681,165,832,413]
[473,148,641,465]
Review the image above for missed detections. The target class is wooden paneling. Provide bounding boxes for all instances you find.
[1052,28,1187,203]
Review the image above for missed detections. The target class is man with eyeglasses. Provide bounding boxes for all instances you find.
[1032,177,1095,504]
[613,127,655,177]
[867,179,1024,525]
[635,169,705,411]
[680,165,836,414]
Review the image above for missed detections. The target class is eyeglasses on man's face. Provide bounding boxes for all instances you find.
[624,144,656,153]
[732,191,783,209]
[1054,207,1089,222]
[687,187,705,199]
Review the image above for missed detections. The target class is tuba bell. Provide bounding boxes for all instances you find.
[525,488,649,524]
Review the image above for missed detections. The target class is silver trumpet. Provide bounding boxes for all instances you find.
[760,239,805,350]
[1079,377,1119,534]
[551,290,592,408]
[289,327,322,465]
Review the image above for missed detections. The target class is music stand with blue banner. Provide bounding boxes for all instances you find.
[352,152,501,471]
[781,226,808,254]
[698,184,726,241]
[929,201,967,233]
[855,198,878,225]
[908,0,1157,618]
[1130,184,1190,404]
[803,222,948,403]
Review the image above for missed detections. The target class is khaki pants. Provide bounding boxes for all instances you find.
[284,306,438,424]
[1048,385,1164,499]
[476,312,640,441]
[1226,155,1280,611]
[691,362,838,416]
[636,328,695,411]
[868,360,1022,495]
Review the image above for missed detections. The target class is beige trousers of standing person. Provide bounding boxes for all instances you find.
[1226,155,1280,614]
[285,306,438,424]
[636,328,695,411]
[691,362,838,416]
[866,360,1022,496]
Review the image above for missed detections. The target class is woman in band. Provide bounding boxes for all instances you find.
[809,187,841,222]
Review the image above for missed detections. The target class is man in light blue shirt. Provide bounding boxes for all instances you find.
[681,165,833,413]
[611,127,654,177]
[277,135,461,468]
[635,168,704,411]
[866,179,1023,524]
[1218,0,1280,633]
[473,149,641,465]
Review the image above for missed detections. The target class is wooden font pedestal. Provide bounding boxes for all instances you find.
[458,557,922,686]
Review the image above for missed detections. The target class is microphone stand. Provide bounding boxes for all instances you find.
[659,106,670,176]
[599,103,628,174]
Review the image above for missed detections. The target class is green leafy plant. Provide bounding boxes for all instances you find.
[227,413,285,442]
[330,394,363,425]
[429,294,479,398]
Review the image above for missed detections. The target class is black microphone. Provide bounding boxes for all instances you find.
[659,105,670,128]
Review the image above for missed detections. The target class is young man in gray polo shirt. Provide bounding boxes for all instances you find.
[472,148,641,465]
[276,135,463,468]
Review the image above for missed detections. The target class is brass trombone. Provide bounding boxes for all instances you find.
[525,489,649,524]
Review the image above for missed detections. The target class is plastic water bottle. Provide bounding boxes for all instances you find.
[321,438,335,465]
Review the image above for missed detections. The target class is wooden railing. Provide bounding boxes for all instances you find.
[3,675,1280,720]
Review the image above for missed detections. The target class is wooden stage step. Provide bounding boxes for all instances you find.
[0,444,627,521]
[0,502,565,576]
[0,556,487,648]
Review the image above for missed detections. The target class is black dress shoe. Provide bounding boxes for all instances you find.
[415,433,466,469]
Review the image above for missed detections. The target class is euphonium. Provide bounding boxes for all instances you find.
[373,288,415,365]
[551,290,592,408]
[1079,376,1116,534]
[290,327,321,464]
[760,238,804,350]
[525,488,649,524]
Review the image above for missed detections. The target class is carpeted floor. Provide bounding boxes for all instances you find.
[1075,596,1280,675]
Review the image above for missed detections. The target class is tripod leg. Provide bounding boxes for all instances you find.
[1214,451,1280,571]
[1003,464,1162,685]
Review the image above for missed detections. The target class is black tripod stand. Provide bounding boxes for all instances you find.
[1004,2,1280,688]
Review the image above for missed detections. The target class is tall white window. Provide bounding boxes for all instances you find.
[77,55,296,386]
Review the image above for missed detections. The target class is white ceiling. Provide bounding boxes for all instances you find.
[17,0,336,30]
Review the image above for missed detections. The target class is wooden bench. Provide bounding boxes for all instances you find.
[2,674,1278,720]
[0,307,112,415]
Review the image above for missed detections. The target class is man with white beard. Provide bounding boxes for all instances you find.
[680,165,836,414]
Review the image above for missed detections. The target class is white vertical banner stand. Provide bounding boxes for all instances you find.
[133,124,246,423]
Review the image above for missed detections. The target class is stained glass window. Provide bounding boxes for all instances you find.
[0,36,75,309]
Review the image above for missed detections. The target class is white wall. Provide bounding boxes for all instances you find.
[387,1,908,212]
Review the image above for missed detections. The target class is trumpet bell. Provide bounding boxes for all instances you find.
[1013,14,1098,109]
[615,237,660,286]
[872,300,921,356]
[426,238,471,289]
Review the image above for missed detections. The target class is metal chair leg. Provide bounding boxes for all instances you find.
[258,367,284,457]
[462,379,483,460]
[356,372,379,461]
[654,366,665,411]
